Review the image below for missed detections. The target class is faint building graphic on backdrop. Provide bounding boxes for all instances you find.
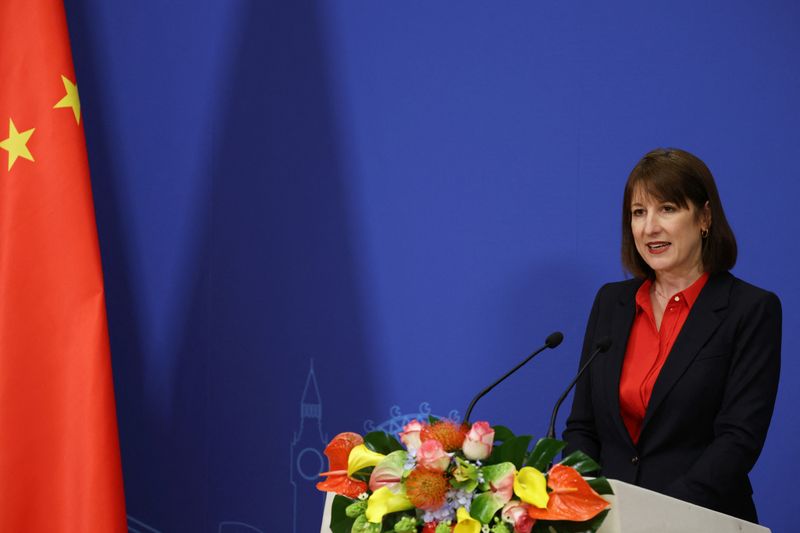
[289,359,459,533]
[363,403,460,435]
[289,360,328,533]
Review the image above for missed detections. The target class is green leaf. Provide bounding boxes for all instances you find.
[494,435,532,470]
[586,477,614,495]
[329,495,357,533]
[363,431,404,454]
[525,438,566,471]
[559,451,601,475]
[471,492,506,524]
[492,425,516,442]
[530,509,610,533]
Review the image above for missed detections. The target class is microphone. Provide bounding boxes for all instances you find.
[545,337,612,439]
[462,331,563,425]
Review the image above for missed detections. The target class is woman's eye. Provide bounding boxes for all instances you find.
[662,204,677,213]
[632,208,645,216]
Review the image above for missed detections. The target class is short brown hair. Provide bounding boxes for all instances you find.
[621,148,737,278]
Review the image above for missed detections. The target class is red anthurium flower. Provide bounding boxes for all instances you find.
[526,465,609,522]
[316,432,368,498]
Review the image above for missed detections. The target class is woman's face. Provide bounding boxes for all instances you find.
[630,185,709,279]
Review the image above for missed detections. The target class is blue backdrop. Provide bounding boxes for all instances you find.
[63,1,799,531]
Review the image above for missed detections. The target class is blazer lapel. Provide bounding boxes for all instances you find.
[640,272,733,435]
[605,280,640,447]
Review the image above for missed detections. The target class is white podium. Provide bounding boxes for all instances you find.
[599,480,769,533]
[320,480,770,533]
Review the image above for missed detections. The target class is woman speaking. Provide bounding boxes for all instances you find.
[563,148,781,523]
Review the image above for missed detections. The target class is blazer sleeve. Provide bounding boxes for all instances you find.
[664,290,782,506]
[562,284,605,460]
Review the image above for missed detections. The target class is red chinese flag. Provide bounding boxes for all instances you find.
[0,1,127,530]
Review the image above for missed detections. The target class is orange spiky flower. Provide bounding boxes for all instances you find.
[406,467,449,511]
[420,419,467,452]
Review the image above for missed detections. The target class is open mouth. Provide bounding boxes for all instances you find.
[646,241,671,253]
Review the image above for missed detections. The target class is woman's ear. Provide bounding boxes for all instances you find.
[702,201,712,230]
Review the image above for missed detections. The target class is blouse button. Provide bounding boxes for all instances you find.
[674,296,680,302]
[631,456,640,465]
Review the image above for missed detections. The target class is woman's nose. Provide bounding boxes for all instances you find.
[644,213,661,234]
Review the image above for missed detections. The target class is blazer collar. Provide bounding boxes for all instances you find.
[639,272,733,436]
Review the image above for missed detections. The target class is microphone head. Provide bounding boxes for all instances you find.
[595,337,613,352]
[545,331,564,349]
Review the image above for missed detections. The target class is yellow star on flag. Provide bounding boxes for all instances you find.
[53,75,81,124]
[0,118,35,171]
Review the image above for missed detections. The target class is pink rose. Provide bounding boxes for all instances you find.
[416,439,451,472]
[399,419,425,452]
[462,421,495,461]
[502,500,534,533]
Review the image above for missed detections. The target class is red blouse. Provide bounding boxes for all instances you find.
[619,273,709,443]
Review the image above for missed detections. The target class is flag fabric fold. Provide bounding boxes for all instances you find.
[0,1,127,530]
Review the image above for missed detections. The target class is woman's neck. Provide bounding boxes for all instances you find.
[653,267,705,297]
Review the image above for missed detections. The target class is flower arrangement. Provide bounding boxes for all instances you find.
[317,418,612,533]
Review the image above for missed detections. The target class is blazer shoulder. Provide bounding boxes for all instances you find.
[706,272,782,320]
[727,274,782,309]
[594,277,643,304]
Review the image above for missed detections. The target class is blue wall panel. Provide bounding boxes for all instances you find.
[63,1,800,531]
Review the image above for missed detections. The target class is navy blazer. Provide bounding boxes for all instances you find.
[563,272,781,523]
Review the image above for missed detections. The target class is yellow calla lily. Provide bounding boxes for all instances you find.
[347,444,386,476]
[513,466,549,509]
[453,506,481,533]
[365,486,414,523]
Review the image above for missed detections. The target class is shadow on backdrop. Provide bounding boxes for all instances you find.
[207,0,376,531]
